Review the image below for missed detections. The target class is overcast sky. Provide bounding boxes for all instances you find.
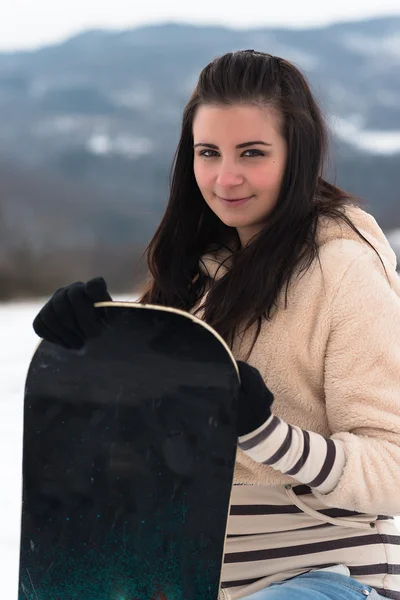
[1,0,400,52]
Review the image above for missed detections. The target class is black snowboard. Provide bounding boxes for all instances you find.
[18,302,239,600]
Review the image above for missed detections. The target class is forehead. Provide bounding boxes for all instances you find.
[192,104,282,140]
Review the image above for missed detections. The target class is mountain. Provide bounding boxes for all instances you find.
[0,18,400,297]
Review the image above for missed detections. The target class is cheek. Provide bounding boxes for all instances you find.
[256,161,285,191]
[194,161,213,191]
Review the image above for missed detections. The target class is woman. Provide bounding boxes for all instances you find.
[33,50,400,599]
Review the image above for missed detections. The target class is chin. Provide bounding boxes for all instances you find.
[214,215,238,227]
[219,214,252,227]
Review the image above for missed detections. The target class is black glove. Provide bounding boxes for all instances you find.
[33,277,112,350]
[236,361,274,437]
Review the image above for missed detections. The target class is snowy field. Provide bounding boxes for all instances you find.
[1,300,41,598]
[2,300,400,597]
[0,296,131,597]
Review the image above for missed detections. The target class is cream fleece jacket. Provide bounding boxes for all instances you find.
[197,205,400,516]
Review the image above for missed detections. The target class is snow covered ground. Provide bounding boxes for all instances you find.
[1,300,40,599]
[2,300,400,597]
[0,296,130,597]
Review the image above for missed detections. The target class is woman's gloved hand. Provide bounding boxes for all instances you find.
[33,277,112,350]
[236,360,274,437]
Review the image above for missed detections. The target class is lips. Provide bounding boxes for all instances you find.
[222,197,250,201]
[217,194,254,205]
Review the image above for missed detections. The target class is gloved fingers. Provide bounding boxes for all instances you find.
[85,277,112,303]
[32,314,79,349]
[84,276,112,329]
[50,283,85,338]
[34,298,84,349]
[237,360,265,389]
[32,277,111,350]
[65,283,104,339]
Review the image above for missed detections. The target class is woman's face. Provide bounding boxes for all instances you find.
[193,103,287,247]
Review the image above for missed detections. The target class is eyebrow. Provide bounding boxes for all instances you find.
[193,141,272,149]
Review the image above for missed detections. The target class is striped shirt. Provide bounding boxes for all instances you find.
[238,415,347,494]
[220,484,400,599]
[217,414,400,599]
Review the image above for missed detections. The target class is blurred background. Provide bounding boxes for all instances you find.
[1,0,400,300]
[1,1,400,595]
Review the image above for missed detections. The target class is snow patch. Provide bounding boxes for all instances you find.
[87,132,153,158]
[332,116,400,154]
[111,88,153,109]
[341,32,400,60]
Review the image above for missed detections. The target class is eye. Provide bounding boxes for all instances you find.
[242,149,265,157]
[198,149,219,158]
[198,149,265,158]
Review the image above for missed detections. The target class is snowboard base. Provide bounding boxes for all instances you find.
[19,303,239,600]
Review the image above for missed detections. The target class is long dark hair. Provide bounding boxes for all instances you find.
[140,50,374,351]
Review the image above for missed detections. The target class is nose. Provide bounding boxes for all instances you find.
[216,161,244,188]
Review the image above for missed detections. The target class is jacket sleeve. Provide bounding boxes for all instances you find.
[312,244,400,515]
[238,413,348,494]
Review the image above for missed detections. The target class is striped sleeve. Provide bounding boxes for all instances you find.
[238,415,347,494]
